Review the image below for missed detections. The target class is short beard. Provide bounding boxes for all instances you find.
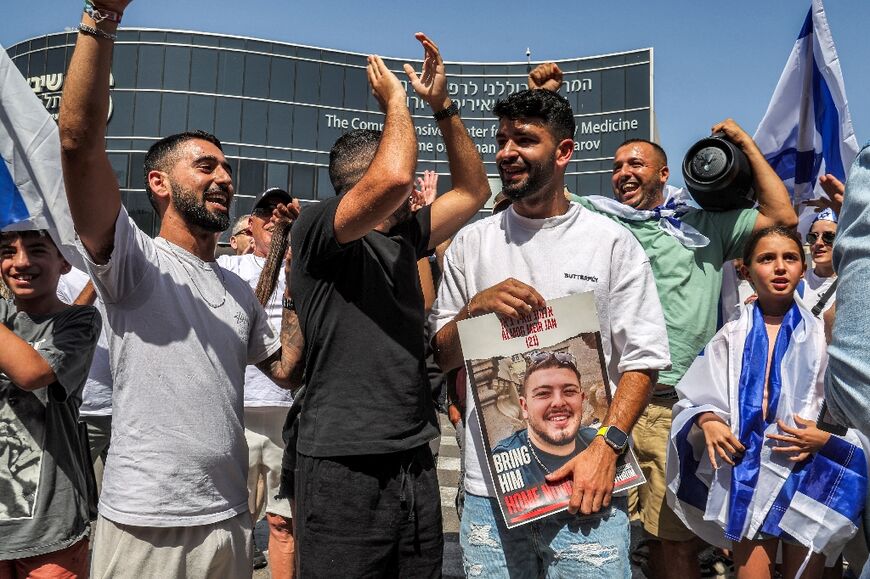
[170,182,231,233]
[499,160,553,202]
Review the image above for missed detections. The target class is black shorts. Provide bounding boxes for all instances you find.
[295,444,443,578]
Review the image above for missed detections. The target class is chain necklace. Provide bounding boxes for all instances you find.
[165,242,227,309]
[526,436,552,475]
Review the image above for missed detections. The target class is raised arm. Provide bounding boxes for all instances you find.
[711,119,798,231]
[404,34,490,249]
[333,56,416,244]
[256,203,305,391]
[58,1,131,264]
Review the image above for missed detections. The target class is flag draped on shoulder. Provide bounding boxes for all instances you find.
[666,299,869,560]
[0,43,83,270]
[753,0,858,225]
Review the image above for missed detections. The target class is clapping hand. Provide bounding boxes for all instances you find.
[403,33,450,112]
[410,170,438,212]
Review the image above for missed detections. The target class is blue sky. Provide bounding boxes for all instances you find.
[4,0,867,187]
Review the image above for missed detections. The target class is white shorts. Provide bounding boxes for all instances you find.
[245,406,293,519]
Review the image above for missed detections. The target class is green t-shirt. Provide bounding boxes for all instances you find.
[574,196,757,386]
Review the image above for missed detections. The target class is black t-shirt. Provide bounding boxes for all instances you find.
[290,195,439,456]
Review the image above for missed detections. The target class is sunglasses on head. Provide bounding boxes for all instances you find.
[806,231,835,245]
[524,350,577,369]
[232,228,252,237]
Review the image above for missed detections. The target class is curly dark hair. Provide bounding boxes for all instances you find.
[493,89,575,143]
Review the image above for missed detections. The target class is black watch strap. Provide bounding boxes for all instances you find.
[433,101,459,121]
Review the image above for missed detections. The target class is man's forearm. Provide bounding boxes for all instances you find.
[602,370,655,433]
[432,314,468,372]
[59,15,122,261]
[275,304,305,391]
[746,142,798,228]
[438,101,489,201]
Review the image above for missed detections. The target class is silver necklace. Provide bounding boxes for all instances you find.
[166,243,227,309]
[527,436,552,474]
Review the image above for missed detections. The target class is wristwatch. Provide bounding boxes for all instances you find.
[282,296,295,311]
[596,425,629,454]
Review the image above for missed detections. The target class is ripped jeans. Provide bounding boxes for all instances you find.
[460,493,630,578]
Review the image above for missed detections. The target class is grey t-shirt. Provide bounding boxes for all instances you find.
[81,207,280,527]
[0,301,101,559]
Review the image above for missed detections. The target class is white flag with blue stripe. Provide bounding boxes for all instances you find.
[0,43,83,270]
[753,0,858,212]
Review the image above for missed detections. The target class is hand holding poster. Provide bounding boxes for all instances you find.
[457,292,645,527]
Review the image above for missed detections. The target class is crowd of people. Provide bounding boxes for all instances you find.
[2,1,870,578]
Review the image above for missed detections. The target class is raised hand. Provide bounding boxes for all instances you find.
[410,170,438,212]
[402,33,449,111]
[270,199,302,229]
[468,278,546,319]
[767,415,831,463]
[367,55,407,113]
[697,412,744,469]
[803,174,845,215]
[528,62,563,92]
[711,118,756,152]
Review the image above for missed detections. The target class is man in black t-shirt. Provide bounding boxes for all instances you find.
[289,35,490,577]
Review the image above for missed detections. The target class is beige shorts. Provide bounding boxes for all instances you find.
[90,511,252,579]
[245,406,293,520]
[628,398,696,542]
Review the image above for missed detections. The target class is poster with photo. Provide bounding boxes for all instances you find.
[457,292,645,528]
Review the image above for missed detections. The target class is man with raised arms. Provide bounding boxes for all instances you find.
[289,35,490,577]
[59,1,303,576]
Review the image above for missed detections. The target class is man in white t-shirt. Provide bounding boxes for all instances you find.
[429,88,671,577]
[59,4,304,576]
[217,187,297,579]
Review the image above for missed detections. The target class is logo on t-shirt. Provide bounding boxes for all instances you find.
[233,311,250,338]
[564,273,598,283]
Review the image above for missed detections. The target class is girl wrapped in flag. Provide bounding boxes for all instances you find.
[666,226,868,578]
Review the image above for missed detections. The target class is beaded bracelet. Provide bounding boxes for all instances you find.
[78,23,116,41]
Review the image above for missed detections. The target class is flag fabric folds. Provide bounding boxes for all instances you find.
[0,43,83,270]
[753,0,858,224]
[666,298,869,561]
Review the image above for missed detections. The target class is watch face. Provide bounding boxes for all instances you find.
[606,426,629,449]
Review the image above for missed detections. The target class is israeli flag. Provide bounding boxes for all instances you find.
[753,0,858,218]
[0,43,83,270]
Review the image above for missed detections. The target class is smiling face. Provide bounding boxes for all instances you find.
[742,233,806,313]
[809,219,837,272]
[0,231,70,311]
[495,117,561,203]
[520,366,586,455]
[611,142,668,210]
[151,138,235,233]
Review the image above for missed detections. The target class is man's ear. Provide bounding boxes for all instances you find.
[146,170,171,208]
[555,139,574,169]
[59,258,72,275]
[659,164,670,185]
[519,395,529,421]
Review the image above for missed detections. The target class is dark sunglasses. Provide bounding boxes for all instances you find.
[524,350,577,369]
[806,231,835,245]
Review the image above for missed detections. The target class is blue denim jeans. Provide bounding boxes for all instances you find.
[460,493,631,578]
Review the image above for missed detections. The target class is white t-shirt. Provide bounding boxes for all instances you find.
[80,208,280,526]
[429,203,671,497]
[800,268,837,314]
[217,253,294,408]
[56,268,113,416]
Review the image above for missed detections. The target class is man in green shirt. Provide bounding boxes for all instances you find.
[528,64,798,579]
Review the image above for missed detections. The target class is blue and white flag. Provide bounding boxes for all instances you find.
[753,0,858,224]
[0,43,83,270]
[667,299,869,561]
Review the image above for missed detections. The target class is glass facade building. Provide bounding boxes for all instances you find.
[8,29,653,238]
